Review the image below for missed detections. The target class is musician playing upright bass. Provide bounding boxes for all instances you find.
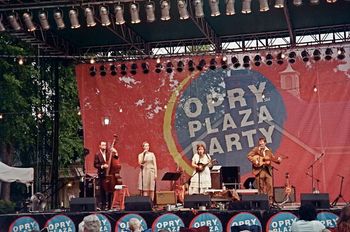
[247,137,282,204]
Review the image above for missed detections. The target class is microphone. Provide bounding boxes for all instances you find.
[337,174,345,178]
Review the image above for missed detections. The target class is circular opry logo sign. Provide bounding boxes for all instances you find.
[115,213,148,232]
[189,212,223,232]
[317,212,339,229]
[44,214,75,232]
[152,213,184,231]
[164,69,286,175]
[226,212,262,232]
[266,212,298,232]
[9,216,40,232]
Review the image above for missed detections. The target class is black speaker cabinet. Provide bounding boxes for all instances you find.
[301,193,330,209]
[241,194,269,210]
[184,194,211,209]
[221,166,240,189]
[124,196,153,211]
[70,197,96,212]
[274,186,296,203]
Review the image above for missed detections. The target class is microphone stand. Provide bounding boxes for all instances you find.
[305,172,320,193]
[307,153,324,193]
[141,151,146,197]
[331,175,347,207]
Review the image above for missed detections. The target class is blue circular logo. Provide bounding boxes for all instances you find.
[189,212,223,231]
[152,213,184,231]
[45,214,75,232]
[115,214,148,232]
[9,216,40,232]
[227,212,262,232]
[266,212,297,232]
[95,213,112,232]
[317,212,339,229]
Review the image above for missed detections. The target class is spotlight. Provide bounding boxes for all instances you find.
[337,48,345,60]
[53,9,65,29]
[188,60,195,72]
[193,0,204,18]
[254,55,262,66]
[221,57,228,69]
[145,1,156,22]
[277,52,285,65]
[259,0,269,12]
[89,57,96,64]
[274,0,284,8]
[197,59,206,70]
[100,65,107,76]
[326,0,337,3]
[155,63,162,73]
[141,62,149,74]
[100,6,111,26]
[310,0,319,5]
[38,11,50,30]
[166,62,173,73]
[120,64,127,75]
[176,60,184,72]
[8,14,21,31]
[130,3,141,24]
[293,0,302,5]
[130,63,137,75]
[313,49,321,61]
[243,56,250,68]
[18,57,24,65]
[110,64,117,76]
[115,4,126,25]
[89,66,97,76]
[288,51,296,63]
[265,54,273,65]
[325,48,333,60]
[0,114,3,119]
[23,12,36,31]
[0,15,5,32]
[209,58,217,70]
[69,8,81,29]
[85,7,96,27]
[313,85,318,93]
[226,0,235,15]
[209,0,221,17]
[242,0,252,14]
[231,56,241,68]
[301,50,310,62]
[161,0,171,21]
[178,0,189,20]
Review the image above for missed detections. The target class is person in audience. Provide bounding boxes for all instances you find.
[129,218,142,232]
[78,214,101,232]
[291,204,329,232]
[334,205,350,232]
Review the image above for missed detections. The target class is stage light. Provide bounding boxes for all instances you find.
[313,85,318,93]
[231,56,240,68]
[209,0,221,16]
[100,6,111,26]
[265,54,273,65]
[155,63,162,73]
[0,114,3,120]
[310,0,319,4]
[130,63,137,75]
[326,0,337,3]
[38,11,50,30]
[254,55,262,66]
[141,62,149,73]
[259,0,269,12]
[178,0,189,19]
[209,58,217,70]
[161,0,171,21]
[89,57,95,64]
[110,64,117,76]
[23,12,36,31]
[85,7,96,27]
[277,52,284,65]
[0,15,5,32]
[69,8,81,29]
[288,51,296,63]
[130,3,141,24]
[226,0,235,15]
[18,57,24,65]
[242,0,252,14]
[274,0,284,8]
[188,60,195,72]
[115,4,126,25]
[103,117,110,125]
[8,14,21,31]
[53,9,65,29]
[120,64,127,75]
[89,66,96,76]
[177,60,184,72]
[197,59,206,70]
[301,50,310,62]
[337,48,345,60]
[313,49,321,61]
[193,0,204,18]
[325,48,333,60]
[145,1,156,22]
[293,0,302,5]
[243,56,250,68]
[100,65,107,76]
[221,57,228,69]
[166,62,173,73]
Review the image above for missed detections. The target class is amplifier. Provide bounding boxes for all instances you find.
[156,191,176,205]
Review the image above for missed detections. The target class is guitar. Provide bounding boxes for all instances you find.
[250,154,286,168]
[196,159,218,172]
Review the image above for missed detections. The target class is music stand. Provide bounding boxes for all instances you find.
[162,172,182,191]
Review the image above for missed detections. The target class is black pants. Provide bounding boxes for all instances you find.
[98,176,111,209]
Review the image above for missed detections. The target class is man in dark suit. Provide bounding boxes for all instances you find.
[247,137,281,204]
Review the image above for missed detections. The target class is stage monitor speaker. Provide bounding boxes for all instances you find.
[241,194,269,210]
[300,193,330,209]
[274,186,296,203]
[184,194,211,209]
[70,197,96,212]
[221,166,240,189]
[156,191,176,205]
[124,196,153,211]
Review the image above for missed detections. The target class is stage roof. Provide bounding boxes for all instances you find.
[0,0,350,58]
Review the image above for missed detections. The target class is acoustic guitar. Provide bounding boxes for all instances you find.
[250,154,286,168]
[196,159,218,172]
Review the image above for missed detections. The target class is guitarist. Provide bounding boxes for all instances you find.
[247,137,282,204]
[189,143,212,195]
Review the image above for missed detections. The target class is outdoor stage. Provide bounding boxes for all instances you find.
[0,204,341,232]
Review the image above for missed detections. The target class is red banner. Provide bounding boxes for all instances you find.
[76,48,350,200]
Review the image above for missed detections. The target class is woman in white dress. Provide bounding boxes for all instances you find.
[138,141,157,200]
[189,143,212,195]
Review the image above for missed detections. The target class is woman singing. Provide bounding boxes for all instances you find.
[138,141,157,200]
[189,143,212,195]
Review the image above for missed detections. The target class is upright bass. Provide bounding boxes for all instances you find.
[103,134,122,192]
